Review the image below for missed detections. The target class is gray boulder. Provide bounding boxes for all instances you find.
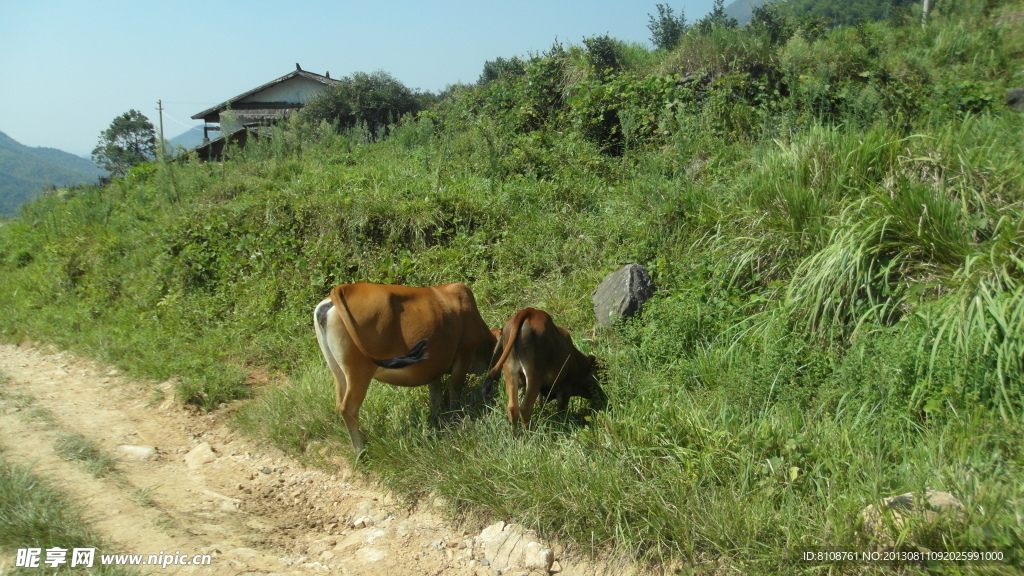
[1007,88,1024,111]
[592,264,654,327]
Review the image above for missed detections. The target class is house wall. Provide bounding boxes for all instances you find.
[196,73,335,144]
[216,76,328,133]
[238,76,328,106]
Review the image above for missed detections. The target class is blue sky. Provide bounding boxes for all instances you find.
[0,0,716,157]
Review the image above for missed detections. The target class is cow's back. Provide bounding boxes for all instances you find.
[333,283,445,360]
[335,282,494,382]
[505,310,565,382]
[433,282,496,369]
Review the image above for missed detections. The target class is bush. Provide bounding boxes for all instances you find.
[478,56,527,85]
[647,3,689,50]
[300,71,422,140]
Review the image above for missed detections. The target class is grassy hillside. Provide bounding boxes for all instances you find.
[1,1,1023,573]
[0,131,105,216]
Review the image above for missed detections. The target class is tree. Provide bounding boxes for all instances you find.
[299,71,421,140]
[647,4,688,50]
[583,35,624,79]
[91,109,157,177]
[749,2,794,45]
[694,0,739,34]
[778,0,918,27]
[478,56,527,85]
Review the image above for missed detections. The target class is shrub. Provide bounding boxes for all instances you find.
[647,3,689,50]
[478,56,527,85]
[749,2,796,46]
[300,71,422,140]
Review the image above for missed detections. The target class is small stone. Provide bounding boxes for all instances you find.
[522,542,553,572]
[861,490,968,546]
[184,442,217,469]
[1007,87,1024,111]
[119,445,159,461]
[351,516,374,529]
[203,489,241,512]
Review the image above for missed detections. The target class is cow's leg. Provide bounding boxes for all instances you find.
[447,354,472,413]
[324,356,348,414]
[555,390,570,413]
[519,368,542,429]
[505,365,523,428]
[313,302,348,410]
[427,378,444,424]
[321,360,348,412]
[337,363,374,453]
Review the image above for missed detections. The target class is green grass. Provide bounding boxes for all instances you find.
[2,1,1024,573]
[54,434,117,479]
[0,454,137,575]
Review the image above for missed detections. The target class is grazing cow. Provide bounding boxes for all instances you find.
[483,308,606,428]
[314,282,497,452]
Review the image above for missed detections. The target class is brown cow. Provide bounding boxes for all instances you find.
[483,308,606,428]
[314,282,497,452]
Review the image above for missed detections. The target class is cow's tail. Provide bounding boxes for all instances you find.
[374,337,429,368]
[328,284,429,369]
[482,309,530,402]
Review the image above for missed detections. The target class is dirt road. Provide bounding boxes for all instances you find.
[0,343,622,576]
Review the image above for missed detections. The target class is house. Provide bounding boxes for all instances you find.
[190,64,338,160]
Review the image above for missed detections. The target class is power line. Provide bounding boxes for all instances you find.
[161,111,202,130]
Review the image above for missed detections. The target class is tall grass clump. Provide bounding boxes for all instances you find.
[783,178,974,338]
[729,124,909,284]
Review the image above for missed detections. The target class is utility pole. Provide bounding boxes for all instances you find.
[155,97,165,157]
[922,0,931,27]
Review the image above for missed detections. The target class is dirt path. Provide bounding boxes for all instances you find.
[0,343,620,576]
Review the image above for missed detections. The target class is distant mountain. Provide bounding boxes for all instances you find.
[0,131,106,216]
[168,126,206,153]
[725,0,767,25]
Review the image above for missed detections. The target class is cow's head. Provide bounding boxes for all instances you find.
[579,354,607,411]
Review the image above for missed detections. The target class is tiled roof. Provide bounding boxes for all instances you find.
[192,65,338,121]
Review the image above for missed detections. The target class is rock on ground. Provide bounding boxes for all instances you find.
[184,441,218,468]
[592,264,654,327]
[475,521,554,573]
[860,490,968,546]
[1007,87,1024,111]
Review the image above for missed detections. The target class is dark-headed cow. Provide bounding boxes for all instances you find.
[314,282,496,452]
[483,308,606,429]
